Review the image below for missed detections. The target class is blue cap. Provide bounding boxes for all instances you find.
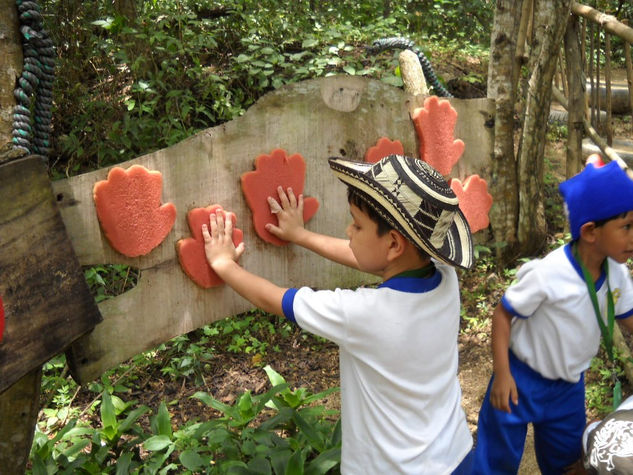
[559,161,633,240]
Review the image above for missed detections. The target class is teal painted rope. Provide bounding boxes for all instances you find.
[12,0,55,156]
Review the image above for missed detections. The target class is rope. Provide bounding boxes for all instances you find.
[366,37,453,98]
[12,0,55,157]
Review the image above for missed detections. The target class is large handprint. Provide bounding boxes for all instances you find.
[364,137,404,163]
[93,165,176,257]
[412,96,464,176]
[450,175,493,233]
[177,205,243,288]
[241,149,319,246]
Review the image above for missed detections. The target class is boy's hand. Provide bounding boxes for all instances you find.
[490,370,519,413]
[265,186,305,242]
[202,212,245,270]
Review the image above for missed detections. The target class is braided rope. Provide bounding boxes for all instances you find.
[12,0,55,156]
[366,37,453,98]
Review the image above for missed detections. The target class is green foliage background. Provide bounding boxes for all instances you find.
[41,0,493,177]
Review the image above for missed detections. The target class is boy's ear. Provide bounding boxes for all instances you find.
[579,221,598,243]
[386,229,407,260]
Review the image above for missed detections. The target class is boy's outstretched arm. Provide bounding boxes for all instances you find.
[265,186,359,269]
[203,212,287,317]
[490,303,519,413]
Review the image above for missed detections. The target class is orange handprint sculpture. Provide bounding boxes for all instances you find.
[450,175,493,233]
[93,165,176,257]
[177,205,244,288]
[241,149,319,246]
[365,137,404,163]
[412,96,464,176]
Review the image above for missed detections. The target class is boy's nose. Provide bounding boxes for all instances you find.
[345,224,352,238]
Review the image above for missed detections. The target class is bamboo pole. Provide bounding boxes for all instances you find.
[572,2,633,44]
[552,86,630,175]
[624,20,633,135]
[605,33,613,146]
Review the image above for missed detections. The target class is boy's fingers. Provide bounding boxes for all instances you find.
[265,223,281,236]
[209,213,218,236]
[225,214,234,236]
[277,186,291,208]
[268,196,282,214]
[287,187,297,207]
[202,224,211,242]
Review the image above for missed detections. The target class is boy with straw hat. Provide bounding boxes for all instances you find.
[203,154,474,473]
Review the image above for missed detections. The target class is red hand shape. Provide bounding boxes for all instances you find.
[177,205,244,288]
[412,96,465,176]
[365,137,404,163]
[241,149,319,245]
[450,175,493,233]
[93,165,176,257]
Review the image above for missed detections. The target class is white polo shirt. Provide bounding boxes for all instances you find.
[282,263,472,474]
[503,243,633,382]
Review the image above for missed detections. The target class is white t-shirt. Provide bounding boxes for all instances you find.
[504,243,633,382]
[282,263,472,474]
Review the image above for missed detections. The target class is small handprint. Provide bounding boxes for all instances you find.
[450,175,493,233]
[241,149,319,245]
[412,96,465,176]
[177,205,243,288]
[93,165,176,257]
[364,137,404,163]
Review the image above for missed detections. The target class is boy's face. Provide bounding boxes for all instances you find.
[594,211,633,264]
[346,203,391,274]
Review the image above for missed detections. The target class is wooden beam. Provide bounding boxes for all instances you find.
[572,2,633,44]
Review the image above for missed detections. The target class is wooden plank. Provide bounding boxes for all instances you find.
[53,77,494,383]
[0,156,102,393]
[0,369,41,474]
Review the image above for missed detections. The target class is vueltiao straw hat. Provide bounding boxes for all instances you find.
[328,154,474,269]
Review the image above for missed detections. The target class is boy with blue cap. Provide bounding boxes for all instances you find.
[473,160,633,473]
[203,155,474,474]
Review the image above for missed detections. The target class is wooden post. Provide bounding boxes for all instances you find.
[623,20,633,134]
[605,33,613,146]
[564,15,585,177]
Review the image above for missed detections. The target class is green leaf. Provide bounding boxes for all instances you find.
[247,455,272,474]
[144,434,172,451]
[284,449,305,475]
[100,392,117,430]
[115,452,133,475]
[342,65,355,75]
[179,449,205,470]
[301,39,318,48]
[305,447,341,475]
[154,402,173,438]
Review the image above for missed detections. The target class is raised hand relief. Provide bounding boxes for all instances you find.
[241,149,319,245]
[177,205,243,288]
[93,165,176,257]
[412,96,464,176]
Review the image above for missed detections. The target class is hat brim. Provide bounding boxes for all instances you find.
[329,157,474,269]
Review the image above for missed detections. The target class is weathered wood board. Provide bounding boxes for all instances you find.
[0,156,102,393]
[52,76,494,383]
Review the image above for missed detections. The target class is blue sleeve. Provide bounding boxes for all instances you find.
[282,288,299,323]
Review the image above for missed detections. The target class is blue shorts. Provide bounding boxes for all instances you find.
[473,351,585,474]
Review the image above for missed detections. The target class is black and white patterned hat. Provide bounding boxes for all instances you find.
[328,154,473,269]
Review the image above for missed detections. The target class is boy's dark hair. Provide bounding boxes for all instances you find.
[346,186,430,260]
[593,212,629,229]
[347,187,392,235]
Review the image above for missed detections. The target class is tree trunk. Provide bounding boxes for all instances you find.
[114,0,136,23]
[0,4,41,474]
[487,0,524,263]
[564,14,585,178]
[0,0,22,146]
[516,0,572,253]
